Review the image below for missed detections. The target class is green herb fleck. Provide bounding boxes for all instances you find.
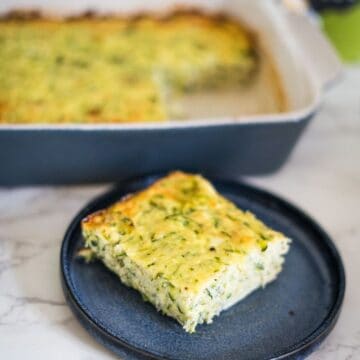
[258,239,268,252]
[141,294,150,302]
[206,289,213,299]
[168,292,175,302]
[224,248,241,254]
[155,272,164,279]
[226,214,237,221]
[149,200,165,210]
[221,230,231,238]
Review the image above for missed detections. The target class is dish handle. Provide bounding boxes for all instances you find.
[285,11,343,91]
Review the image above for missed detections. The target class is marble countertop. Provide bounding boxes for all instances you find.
[0,68,359,360]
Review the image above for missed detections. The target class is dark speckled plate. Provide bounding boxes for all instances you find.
[61,174,345,360]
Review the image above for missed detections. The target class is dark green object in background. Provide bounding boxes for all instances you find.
[321,3,360,63]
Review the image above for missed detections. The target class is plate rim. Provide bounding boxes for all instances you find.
[60,173,346,360]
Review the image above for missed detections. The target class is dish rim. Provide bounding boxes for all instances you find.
[0,103,319,131]
[60,173,346,360]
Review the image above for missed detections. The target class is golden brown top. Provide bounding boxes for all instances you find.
[0,12,256,124]
[82,171,285,292]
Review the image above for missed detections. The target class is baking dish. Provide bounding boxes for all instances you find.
[0,0,342,185]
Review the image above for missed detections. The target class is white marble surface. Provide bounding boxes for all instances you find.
[0,67,359,360]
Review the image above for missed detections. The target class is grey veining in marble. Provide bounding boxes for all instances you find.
[0,68,359,359]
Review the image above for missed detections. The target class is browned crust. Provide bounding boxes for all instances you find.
[0,7,258,62]
[81,171,186,228]
[0,9,43,21]
[0,7,248,23]
[0,4,258,53]
[0,7,258,54]
[82,192,135,225]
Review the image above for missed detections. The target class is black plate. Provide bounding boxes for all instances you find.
[61,174,345,360]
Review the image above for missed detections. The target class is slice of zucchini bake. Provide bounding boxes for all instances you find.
[81,172,290,332]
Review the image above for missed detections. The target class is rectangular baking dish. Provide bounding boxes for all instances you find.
[0,0,342,185]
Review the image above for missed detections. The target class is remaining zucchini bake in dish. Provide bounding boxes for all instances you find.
[81,171,290,332]
[0,11,257,124]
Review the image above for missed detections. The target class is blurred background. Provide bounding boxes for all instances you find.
[285,0,360,63]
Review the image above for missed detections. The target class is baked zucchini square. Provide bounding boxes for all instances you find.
[81,171,290,332]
